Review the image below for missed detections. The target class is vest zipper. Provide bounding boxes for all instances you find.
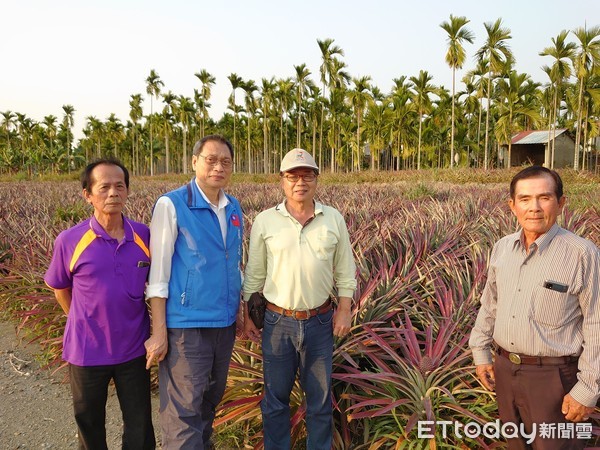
[181,292,186,305]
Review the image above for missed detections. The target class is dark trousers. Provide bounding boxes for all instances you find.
[69,355,155,450]
[494,353,586,450]
[158,325,236,450]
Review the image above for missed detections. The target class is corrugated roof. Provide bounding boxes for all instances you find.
[511,129,567,145]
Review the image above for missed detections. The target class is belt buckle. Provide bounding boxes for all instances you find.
[508,353,522,365]
[293,310,306,320]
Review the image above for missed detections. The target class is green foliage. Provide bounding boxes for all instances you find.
[404,182,437,200]
[53,203,89,225]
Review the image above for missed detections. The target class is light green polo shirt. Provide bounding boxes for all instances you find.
[243,200,357,310]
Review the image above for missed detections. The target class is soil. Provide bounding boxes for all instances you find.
[0,321,162,449]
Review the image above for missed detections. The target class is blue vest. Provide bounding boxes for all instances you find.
[163,180,243,328]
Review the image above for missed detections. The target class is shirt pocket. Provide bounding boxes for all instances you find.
[127,264,150,300]
[531,284,572,328]
[314,233,338,260]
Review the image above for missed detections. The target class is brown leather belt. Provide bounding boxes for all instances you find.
[497,347,578,366]
[266,299,332,320]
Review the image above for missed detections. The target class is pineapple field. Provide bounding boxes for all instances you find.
[1,169,599,448]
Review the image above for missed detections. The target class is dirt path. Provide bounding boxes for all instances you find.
[0,321,161,449]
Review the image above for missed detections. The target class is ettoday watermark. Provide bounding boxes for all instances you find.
[417,420,592,444]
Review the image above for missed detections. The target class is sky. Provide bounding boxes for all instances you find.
[2,0,599,140]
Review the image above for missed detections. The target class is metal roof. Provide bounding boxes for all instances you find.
[511,129,567,145]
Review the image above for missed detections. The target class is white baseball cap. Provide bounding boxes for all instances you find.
[280,148,319,173]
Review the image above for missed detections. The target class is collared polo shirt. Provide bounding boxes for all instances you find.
[45,215,151,366]
[243,200,357,310]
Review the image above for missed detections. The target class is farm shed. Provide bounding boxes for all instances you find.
[500,129,575,168]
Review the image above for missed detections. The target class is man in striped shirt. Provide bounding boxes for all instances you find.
[469,166,600,449]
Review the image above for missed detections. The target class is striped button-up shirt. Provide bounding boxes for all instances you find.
[469,223,600,406]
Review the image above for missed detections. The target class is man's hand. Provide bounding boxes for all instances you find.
[562,394,595,422]
[242,302,261,342]
[144,330,167,370]
[333,297,352,337]
[236,303,245,334]
[476,364,496,391]
[145,296,168,370]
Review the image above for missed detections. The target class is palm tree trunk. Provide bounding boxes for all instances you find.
[337,128,342,172]
[131,129,136,175]
[296,93,301,149]
[284,104,289,155]
[232,115,237,173]
[312,116,317,161]
[247,118,252,174]
[507,111,513,169]
[574,78,584,170]
[417,111,423,170]
[150,97,154,176]
[545,89,553,168]
[279,109,284,170]
[356,114,361,172]
[330,117,336,174]
[66,134,71,175]
[450,67,456,168]
[165,135,170,174]
[135,131,139,175]
[551,89,558,170]
[262,116,268,174]
[330,140,335,173]
[396,136,401,171]
[582,99,590,171]
[484,74,492,170]
[319,106,324,169]
[476,100,483,167]
[182,129,188,174]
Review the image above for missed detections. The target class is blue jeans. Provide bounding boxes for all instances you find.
[261,307,334,450]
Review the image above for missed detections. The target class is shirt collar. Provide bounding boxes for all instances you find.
[89,214,133,241]
[275,200,324,217]
[193,179,229,210]
[512,223,560,253]
[531,223,560,253]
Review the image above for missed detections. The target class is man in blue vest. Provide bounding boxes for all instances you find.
[144,135,243,449]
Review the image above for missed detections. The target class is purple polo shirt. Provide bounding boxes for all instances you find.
[44,215,151,366]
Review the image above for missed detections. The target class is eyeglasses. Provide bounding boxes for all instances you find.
[198,154,233,168]
[283,173,317,183]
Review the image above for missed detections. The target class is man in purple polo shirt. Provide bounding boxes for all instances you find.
[45,158,155,450]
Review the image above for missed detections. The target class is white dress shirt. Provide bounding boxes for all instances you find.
[145,180,230,300]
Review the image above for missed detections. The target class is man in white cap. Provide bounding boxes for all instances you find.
[243,148,357,449]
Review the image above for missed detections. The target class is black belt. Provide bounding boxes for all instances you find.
[266,299,332,320]
[497,346,578,366]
